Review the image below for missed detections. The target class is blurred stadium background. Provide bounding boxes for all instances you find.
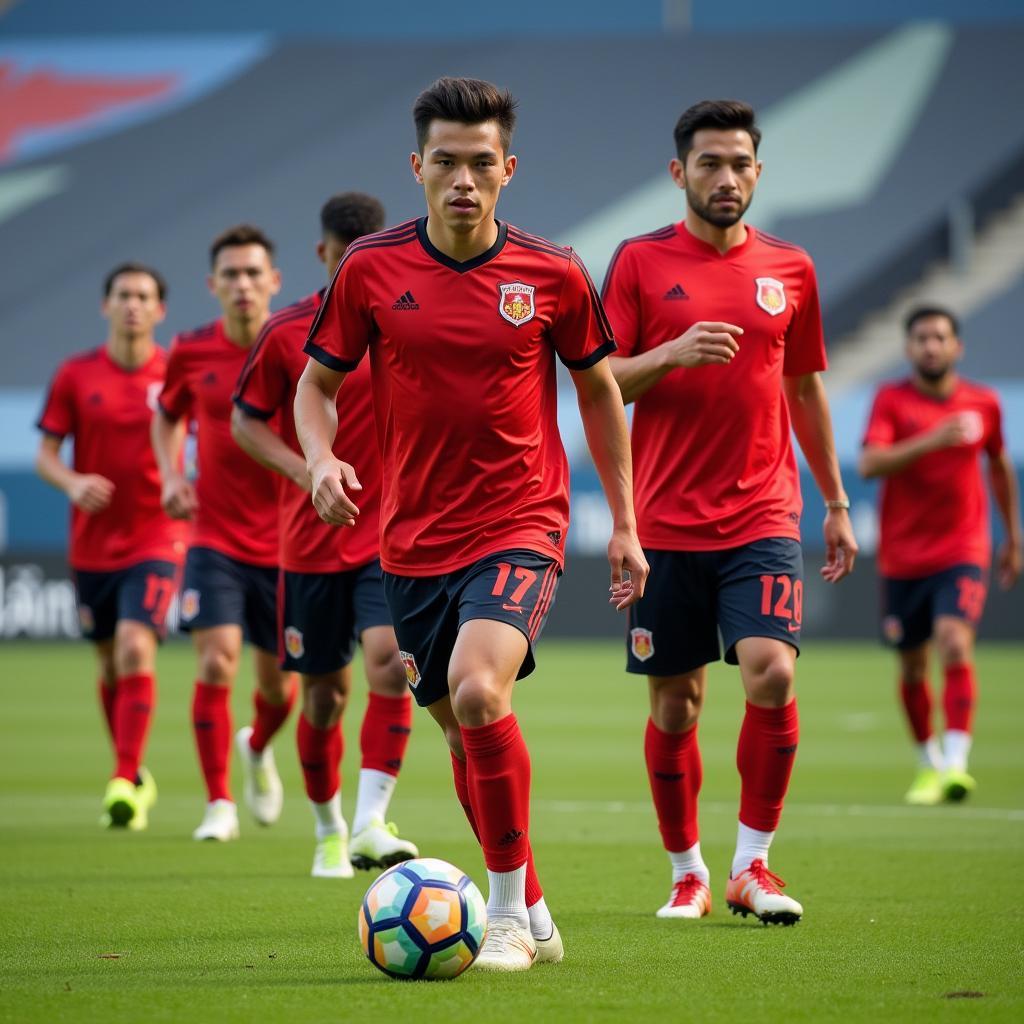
[1,0,1021,642]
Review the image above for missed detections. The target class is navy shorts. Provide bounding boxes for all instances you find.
[382,549,561,708]
[279,560,392,674]
[881,563,987,650]
[73,560,179,643]
[626,538,804,675]
[178,546,278,653]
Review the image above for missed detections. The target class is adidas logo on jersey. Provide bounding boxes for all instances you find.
[663,283,689,300]
[392,290,420,310]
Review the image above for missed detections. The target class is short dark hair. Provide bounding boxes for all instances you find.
[674,99,761,163]
[209,224,275,268]
[905,305,960,337]
[103,262,167,301]
[413,76,518,153]
[320,192,386,242]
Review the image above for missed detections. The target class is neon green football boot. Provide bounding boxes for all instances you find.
[904,767,944,806]
[103,776,140,828]
[942,768,976,803]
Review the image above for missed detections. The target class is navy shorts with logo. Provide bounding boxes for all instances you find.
[880,563,987,650]
[382,549,561,708]
[73,559,179,643]
[626,538,804,675]
[279,560,392,674]
[178,546,277,653]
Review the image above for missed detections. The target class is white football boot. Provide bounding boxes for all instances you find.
[474,918,537,972]
[236,726,283,826]
[725,859,802,925]
[533,921,564,964]
[349,818,419,871]
[656,873,712,919]
[192,799,240,842]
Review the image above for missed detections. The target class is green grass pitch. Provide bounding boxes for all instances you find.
[2,639,1022,1022]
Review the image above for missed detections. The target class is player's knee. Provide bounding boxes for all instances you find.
[440,721,465,759]
[198,645,238,687]
[936,629,972,667]
[367,648,408,698]
[653,683,703,732]
[745,656,795,706]
[450,672,505,727]
[304,681,344,729]
[900,651,929,685]
[114,631,153,677]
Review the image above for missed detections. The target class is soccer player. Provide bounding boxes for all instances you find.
[859,306,1020,805]
[36,263,186,829]
[152,225,296,842]
[232,192,419,878]
[295,77,647,970]
[602,100,858,925]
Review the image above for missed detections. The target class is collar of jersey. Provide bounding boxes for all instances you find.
[416,216,508,273]
[674,220,758,260]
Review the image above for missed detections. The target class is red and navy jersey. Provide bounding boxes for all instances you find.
[159,319,279,567]
[37,346,187,572]
[862,378,1004,578]
[233,291,381,574]
[305,217,616,576]
[602,222,826,550]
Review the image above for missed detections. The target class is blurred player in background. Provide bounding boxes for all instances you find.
[859,306,1021,805]
[232,192,419,878]
[36,263,186,830]
[152,225,296,841]
[603,100,857,925]
[295,77,647,970]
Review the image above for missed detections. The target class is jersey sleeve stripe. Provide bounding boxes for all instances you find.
[755,230,805,253]
[559,338,617,370]
[303,339,361,373]
[232,395,274,421]
[233,322,276,402]
[600,226,676,297]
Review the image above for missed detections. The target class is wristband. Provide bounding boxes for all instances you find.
[825,499,850,510]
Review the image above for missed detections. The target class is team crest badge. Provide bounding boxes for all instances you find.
[755,277,787,316]
[399,651,421,688]
[180,588,200,622]
[958,411,984,445]
[498,282,536,327]
[882,615,903,646]
[284,626,304,659]
[630,627,655,662]
[145,381,162,411]
[78,604,94,634]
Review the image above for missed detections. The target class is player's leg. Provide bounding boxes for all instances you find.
[94,639,117,750]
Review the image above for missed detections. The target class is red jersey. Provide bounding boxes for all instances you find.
[37,346,187,572]
[862,378,1004,578]
[159,320,279,567]
[305,218,616,576]
[233,292,381,574]
[602,222,827,550]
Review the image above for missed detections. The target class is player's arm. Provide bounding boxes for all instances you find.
[783,372,858,582]
[569,358,649,610]
[150,408,197,519]
[231,406,310,491]
[988,450,1022,590]
[35,434,113,513]
[608,322,743,405]
[294,358,360,526]
[858,417,969,478]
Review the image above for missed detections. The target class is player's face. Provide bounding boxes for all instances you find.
[907,315,963,382]
[671,128,762,228]
[317,233,351,277]
[411,119,516,234]
[102,272,165,337]
[207,244,281,323]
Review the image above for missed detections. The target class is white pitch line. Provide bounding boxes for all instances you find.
[537,799,1024,823]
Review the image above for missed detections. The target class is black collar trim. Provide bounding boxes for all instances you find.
[416,216,507,273]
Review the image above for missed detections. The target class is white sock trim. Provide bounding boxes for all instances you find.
[732,822,774,877]
[944,729,972,773]
[486,863,529,928]
[311,792,344,840]
[668,841,709,884]
[527,896,553,941]
[352,768,398,836]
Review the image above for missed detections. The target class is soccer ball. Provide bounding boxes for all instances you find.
[358,857,487,980]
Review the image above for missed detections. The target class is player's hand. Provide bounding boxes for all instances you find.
[608,526,649,611]
[927,415,970,450]
[997,539,1022,590]
[661,322,743,369]
[310,456,361,527]
[821,508,858,583]
[161,473,198,520]
[68,473,115,514]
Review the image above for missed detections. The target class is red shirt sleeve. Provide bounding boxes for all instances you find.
[783,261,827,377]
[159,337,194,421]
[862,388,897,448]
[549,253,617,369]
[304,257,373,371]
[233,327,287,420]
[600,243,641,357]
[984,393,1005,458]
[37,361,75,438]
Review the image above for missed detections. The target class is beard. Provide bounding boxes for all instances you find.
[686,189,752,228]
[916,363,953,382]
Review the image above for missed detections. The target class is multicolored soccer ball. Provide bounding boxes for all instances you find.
[358,857,487,980]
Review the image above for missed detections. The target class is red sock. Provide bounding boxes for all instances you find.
[98,679,117,746]
[900,679,934,743]
[360,693,412,775]
[113,673,155,782]
[451,750,543,903]
[249,680,297,754]
[644,718,702,851]
[943,663,977,733]
[460,714,531,873]
[737,700,799,832]
[297,715,342,803]
[191,682,232,802]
